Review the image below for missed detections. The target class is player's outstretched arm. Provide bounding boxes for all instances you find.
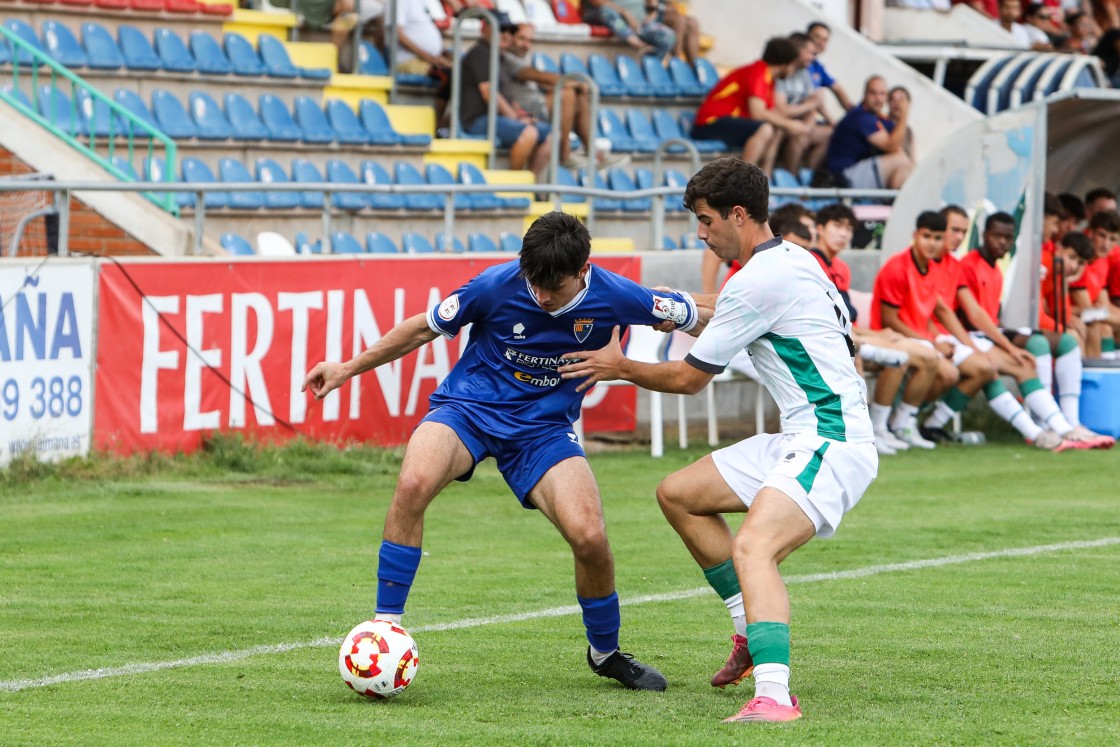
[302,313,439,401]
[559,326,713,394]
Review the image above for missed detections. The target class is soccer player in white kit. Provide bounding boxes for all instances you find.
[560,157,879,723]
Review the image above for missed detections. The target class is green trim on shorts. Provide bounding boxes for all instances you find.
[702,558,742,601]
[795,441,831,493]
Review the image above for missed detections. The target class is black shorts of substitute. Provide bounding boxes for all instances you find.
[690,117,767,149]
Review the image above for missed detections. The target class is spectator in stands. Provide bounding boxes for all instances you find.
[1092,28,1120,85]
[271,0,358,52]
[952,0,999,20]
[663,3,703,65]
[888,86,916,160]
[1089,0,1120,32]
[1000,0,1053,49]
[1064,11,1099,53]
[825,76,914,190]
[774,33,831,174]
[1024,2,1065,47]
[387,0,454,76]
[689,37,808,177]
[580,0,676,59]
[459,14,552,180]
[1057,191,1087,233]
[805,22,854,112]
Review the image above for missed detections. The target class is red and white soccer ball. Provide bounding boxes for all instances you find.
[338,619,419,699]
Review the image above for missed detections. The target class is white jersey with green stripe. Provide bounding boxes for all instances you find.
[686,237,874,444]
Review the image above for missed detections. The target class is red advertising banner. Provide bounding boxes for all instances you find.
[94,255,640,453]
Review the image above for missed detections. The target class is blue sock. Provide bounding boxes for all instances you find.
[577,592,620,653]
[376,540,422,615]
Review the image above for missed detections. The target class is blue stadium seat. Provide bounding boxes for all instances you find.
[662,235,678,250]
[662,167,689,212]
[224,32,264,76]
[189,31,232,76]
[152,90,199,139]
[668,57,705,96]
[325,100,371,145]
[694,58,720,92]
[181,157,228,209]
[560,52,590,78]
[425,162,470,210]
[190,91,233,140]
[143,156,190,209]
[359,160,406,210]
[366,231,399,253]
[616,55,654,97]
[586,54,627,97]
[42,21,88,68]
[401,232,436,254]
[680,232,704,249]
[255,34,299,78]
[649,109,715,153]
[291,158,325,209]
[552,165,585,204]
[799,167,815,187]
[436,233,466,253]
[110,155,139,180]
[224,92,267,141]
[326,159,369,211]
[82,22,124,71]
[76,89,123,138]
[113,89,158,132]
[394,162,441,211]
[118,25,161,71]
[499,232,523,253]
[295,231,321,254]
[579,169,622,211]
[4,20,46,67]
[37,86,85,136]
[624,109,661,152]
[331,231,364,254]
[1,85,32,109]
[0,40,9,67]
[533,51,560,75]
[468,232,499,253]
[358,99,431,146]
[455,162,504,210]
[154,28,195,73]
[608,168,650,212]
[641,55,681,97]
[218,158,264,210]
[597,109,639,152]
[293,95,336,144]
[358,41,389,76]
[221,232,256,255]
[255,157,301,210]
[259,94,302,142]
[771,167,800,207]
[634,166,653,190]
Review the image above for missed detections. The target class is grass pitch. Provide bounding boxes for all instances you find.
[1,436,1118,745]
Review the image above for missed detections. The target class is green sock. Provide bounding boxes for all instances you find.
[746,621,790,667]
[702,559,741,600]
[1103,337,1116,353]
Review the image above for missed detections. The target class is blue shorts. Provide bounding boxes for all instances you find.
[422,403,584,508]
[464,114,551,149]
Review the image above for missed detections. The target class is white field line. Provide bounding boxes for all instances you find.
[2,536,1118,694]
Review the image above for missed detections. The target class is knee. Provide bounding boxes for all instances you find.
[567,521,610,562]
[938,360,960,387]
[393,470,436,509]
[755,122,776,141]
[656,474,687,515]
[731,531,772,567]
[914,347,940,369]
[515,126,540,149]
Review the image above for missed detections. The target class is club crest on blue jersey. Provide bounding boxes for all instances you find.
[573,318,594,343]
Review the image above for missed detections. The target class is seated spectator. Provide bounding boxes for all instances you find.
[1090,0,1120,33]
[1000,0,1053,49]
[825,76,914,190]
[580,0,676,59]
[805,22,854,112]
[1063,10,1099,52]
[774,33,831,173]
[689,37,808,176]
[1024,2,1064,47]
[663,3,703,65]
[271,0,358,52]
[1092,28,1120,86]
[952,0,999,20]
[888,86,915,160]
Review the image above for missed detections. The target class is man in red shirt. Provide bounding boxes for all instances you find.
[690,37,808,176]
[1071,209,1120,358]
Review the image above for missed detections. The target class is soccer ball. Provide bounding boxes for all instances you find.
[338,619,419,699]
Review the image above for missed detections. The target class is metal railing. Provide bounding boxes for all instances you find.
[547,72,600,225]
[448,8,501,165]
[0,26,179,215]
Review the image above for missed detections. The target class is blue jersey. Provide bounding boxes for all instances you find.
[426,260,698,437]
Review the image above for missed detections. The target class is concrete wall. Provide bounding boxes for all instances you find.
[883,6,1019,46]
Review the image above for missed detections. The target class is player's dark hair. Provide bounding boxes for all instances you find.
[888,85,910,100]
[1043,192,1063,217]
[519,211,591,289]
[916,211,947,232]
[788,32,812,49]
[940,204,968,221]
[683,157,770,223]
[1084,187,1116,207]
[761,37,799,66]
[985,212,1016,231]
[1059,232,1094,261]
[1057,192,1085,221]
[807,21,830,33]
[816,202,856,229]
[1088,209,1120,233]
[770,204,812,241]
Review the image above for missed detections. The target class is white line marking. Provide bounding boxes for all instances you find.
[3,536,1117,693]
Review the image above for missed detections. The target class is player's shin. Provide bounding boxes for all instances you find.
[375,540,423,622]
[703,558,747,636]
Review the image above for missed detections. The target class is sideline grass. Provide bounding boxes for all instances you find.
[1,437,1118,745]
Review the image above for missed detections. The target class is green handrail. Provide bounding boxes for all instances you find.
[0,25,179,215]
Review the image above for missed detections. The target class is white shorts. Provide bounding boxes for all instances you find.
[936,333,993,366]
[711,431,878,539]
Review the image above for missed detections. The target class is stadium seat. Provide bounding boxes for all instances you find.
[586,54,627,97]
[118,25,161,71]
[259,93,302,142]
[499,231,523,252]
[223,92,267,141]
[771,168,800,207]
[468,232,499,252]
[365,231,398,253]
[394,162,441,211]
[254,157,301,210]
[291,158,325,209]
[113,88,158,132]
[152,89,199,139]
[144,156,192,209]
[166,0,201,13]
[37,86,85,136]
[224,32,264,76]
[532,51,559,76]
[189,91,232,140]
[154,28,195,73]
[455,162,504,210]
[694,58,719,92]
[641,55,681,98]
[358,100,431,146]
[359,160,406,210]
[662,167,689,212]
[325,159,369,211]
[189,31,232,76]
[76,88,123,137]
[220,232,256,255]
[218,158,264,210]
[325,100,371,145]
[401,232,436,254]
[616,55,654,98]
[82,22,124,70]
[650,109,722,153]
[256,34,299,79]
[42,20,88,68]
[551,164,585,204]
[181,157,228,209]
[549,0,601,35]
[130,0,164,10]
[1,85,32,110]
[560,52,590,79]
[425,162,470,210]
[292,95,336,144]
[597,109,639,152]
[293,231,321,255]
[624,109,662,152]
[668,57,705,97]
[330,231,364,254]
[58,0,94,6]
[199,1,233,16]
[4,19,46,67]
[436,232,466,253]
[110,156,139,181]
[608,167,650,212]
[680,231,704,249]
[579,168,622,211]
[357,41,389,76]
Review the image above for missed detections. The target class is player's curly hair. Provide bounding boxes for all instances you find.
[519,211,591,290]
[683,157,770,224]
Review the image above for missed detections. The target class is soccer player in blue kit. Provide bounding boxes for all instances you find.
[302,211,702,691]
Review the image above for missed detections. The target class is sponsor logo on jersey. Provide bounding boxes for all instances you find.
[513,322,526,340]
[573,318,594,343]
[503,347,577,370]
[651,295,689,325]
[514,371,561,388]
[437,294,460,321]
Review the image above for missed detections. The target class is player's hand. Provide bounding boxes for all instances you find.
[559,325,626,393]
[935,340,953,358]
[1012,347,1035,367]
[302,361,348,400]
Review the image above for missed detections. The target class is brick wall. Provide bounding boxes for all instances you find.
[1,147,155,258]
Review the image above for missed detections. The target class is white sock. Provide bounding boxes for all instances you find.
[724,592,747,637]
[923,400,955,429]
[1035,353,1053,391]
[752,663,792,706]
[869,402,892,432]
[988,391,1043,440]
[375,613,403,624]
[1054,350,1082,426]
[589,646,616,666]
[1023,389,1073,436]
[889,402,919,433]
